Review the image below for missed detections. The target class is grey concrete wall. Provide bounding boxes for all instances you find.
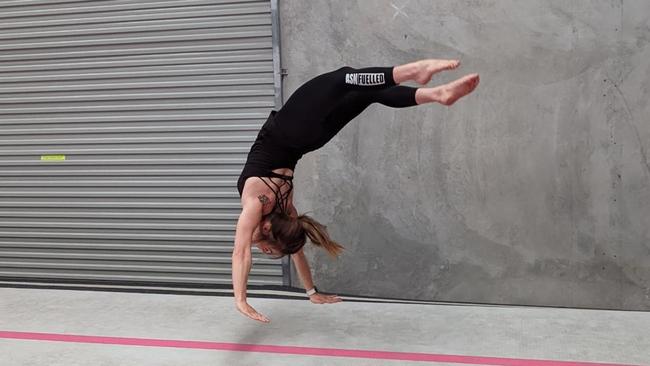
[280,0,650,310]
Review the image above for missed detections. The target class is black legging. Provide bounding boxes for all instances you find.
[236,66,419,199]
[273,66,418,152]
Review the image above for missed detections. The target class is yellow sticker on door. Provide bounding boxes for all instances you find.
[40,155,66,161]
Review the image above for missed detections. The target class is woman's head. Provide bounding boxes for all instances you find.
[256,211,344,259]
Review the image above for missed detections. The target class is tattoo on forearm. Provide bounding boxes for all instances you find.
[258,194,270,205]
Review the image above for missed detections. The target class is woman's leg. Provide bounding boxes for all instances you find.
[323,85,419,137]
[275,61,478,148]
[278,60,460,120]
[278,66,400,121]
[323,72,480,137]
[275,66,404,149]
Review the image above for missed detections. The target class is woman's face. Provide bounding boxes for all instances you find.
[255,240,283,258]
[253,217,284,258]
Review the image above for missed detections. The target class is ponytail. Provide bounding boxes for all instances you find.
[297,214,344,258]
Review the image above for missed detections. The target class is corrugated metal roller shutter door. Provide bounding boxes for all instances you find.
[0,0,285,287]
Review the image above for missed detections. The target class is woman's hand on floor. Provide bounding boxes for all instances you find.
[309,293,342,304]
[236,301,270,323]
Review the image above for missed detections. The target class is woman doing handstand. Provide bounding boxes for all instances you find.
[233,59,480,322]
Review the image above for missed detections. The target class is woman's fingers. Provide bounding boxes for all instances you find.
[327,294,342,303]
[310,293,343,304]
[237,302,270,323]
[250,309,270,323]
[249,311,269,323]
[257,312,270,323]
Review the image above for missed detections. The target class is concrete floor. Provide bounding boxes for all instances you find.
[0,287,648,366]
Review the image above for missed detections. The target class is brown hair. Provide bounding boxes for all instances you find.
[266,211,344,258]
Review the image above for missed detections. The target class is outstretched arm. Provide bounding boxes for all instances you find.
[290,248,315,291]
[291,248,342,304]
[232,198,269,322]
[288,202,342,304]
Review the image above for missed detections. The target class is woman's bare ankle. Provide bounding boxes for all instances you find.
[415,88,445,105]
[393,62,419,84]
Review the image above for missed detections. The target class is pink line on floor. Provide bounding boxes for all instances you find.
[0,330,639,366]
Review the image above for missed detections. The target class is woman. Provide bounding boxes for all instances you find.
[233,59,479,322]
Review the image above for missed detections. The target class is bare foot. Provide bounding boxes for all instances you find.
[419,73,480,106]
[414,59,461,84]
